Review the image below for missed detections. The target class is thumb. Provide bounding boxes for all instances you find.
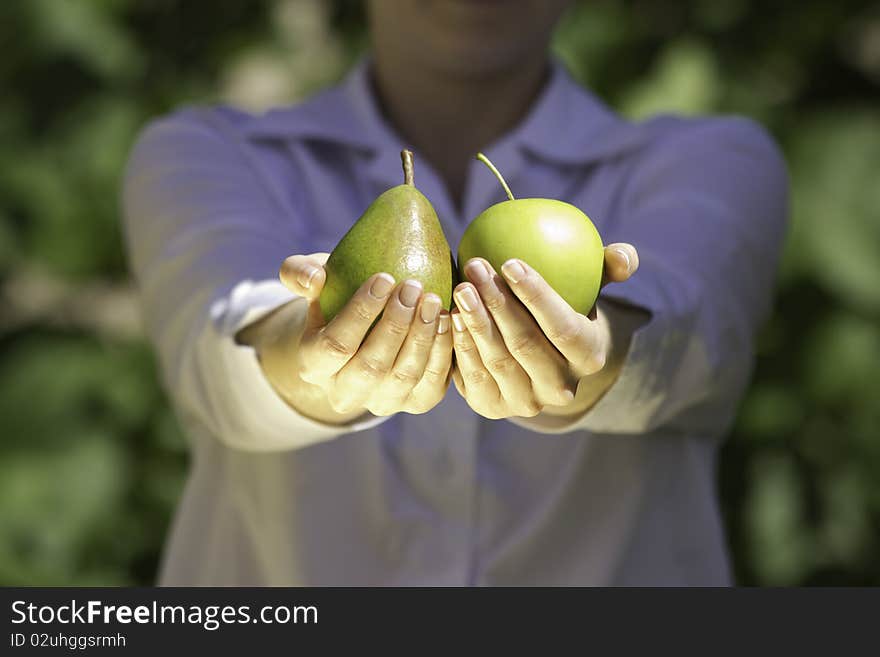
[601,243,639,287]
[279,253,328,300]
[303,297,328,333]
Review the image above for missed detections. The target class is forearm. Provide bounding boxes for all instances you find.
[236,300,369,426]
[540,298,650,419]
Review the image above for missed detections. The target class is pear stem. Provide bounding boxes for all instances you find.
[401,149,414,186]
[476,152,515,201]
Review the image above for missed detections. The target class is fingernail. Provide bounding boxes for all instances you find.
[437,312,450,334]
[399,279,422,308]
[614,247,631,273]
[298,266,319,289]
[420,294,441,323]
[450,312,466,332]
[370,273,395,299]
[501,259,526,283]
[454,286,478,313]
[562,389,575,403]
[465,259,491,285]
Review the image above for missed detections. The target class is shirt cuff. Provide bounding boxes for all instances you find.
[507,262,690,435]
[200,278,389,452]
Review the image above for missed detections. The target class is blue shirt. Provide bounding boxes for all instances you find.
[123,58,788,585]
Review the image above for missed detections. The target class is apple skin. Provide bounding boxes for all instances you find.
[457,198,604,315]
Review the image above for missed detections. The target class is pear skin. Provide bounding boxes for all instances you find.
[319,151,454,322]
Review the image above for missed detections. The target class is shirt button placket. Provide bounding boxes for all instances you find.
[432,393,479,584]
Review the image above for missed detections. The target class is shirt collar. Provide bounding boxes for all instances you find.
[512,60,645,165]
[241,64,376,151]
[242,56,645,168]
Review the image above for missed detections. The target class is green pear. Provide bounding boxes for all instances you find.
[319,150,454,322]
[458,153,604,315]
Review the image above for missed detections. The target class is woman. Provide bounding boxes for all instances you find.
[123,0,787,585]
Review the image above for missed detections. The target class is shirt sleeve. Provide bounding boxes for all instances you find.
[510,117,789,437]
[121,108,388,452]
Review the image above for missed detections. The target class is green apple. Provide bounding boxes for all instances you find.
[458,153,605,315]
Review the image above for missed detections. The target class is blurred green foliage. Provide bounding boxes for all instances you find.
[1,0,877,585]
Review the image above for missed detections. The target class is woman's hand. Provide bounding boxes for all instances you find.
[450,244,641,420]
[242,252,453,425]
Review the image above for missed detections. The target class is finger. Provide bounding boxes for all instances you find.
[453,283,539,416]
[331,279,422,412]
[299,272,395,383]
[452,367,466,398]
[450,309,501,408]
[279,253,330,299]
[407,310,454,413]
[500,259,605,375]
[601,243,639,287]
[378,292,442,410]
[590,243,640,320]
[463,258,576,406]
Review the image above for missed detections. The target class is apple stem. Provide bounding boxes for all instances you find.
[401,150,414,186]
[476,152,515,201]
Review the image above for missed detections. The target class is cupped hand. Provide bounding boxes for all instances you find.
[277,253,453,418]
[450,243,639,419]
